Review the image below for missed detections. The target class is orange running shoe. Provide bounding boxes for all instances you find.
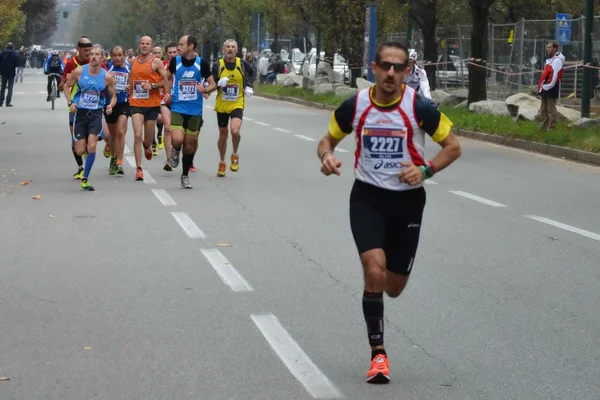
[366,354,390,384]
[144,146,153,161]
[230,154,239,172]
[135,168,144,181]
[217,161,226,177]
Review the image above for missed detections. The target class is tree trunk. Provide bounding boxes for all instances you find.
[422,31,438,91]
[411,0,438,91]
[468,0,493,104]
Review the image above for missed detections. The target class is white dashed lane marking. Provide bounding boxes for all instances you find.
[151,189,177,206]
[171,212,206,239]
[200,249,253,292]
[251,314,344,399]
[524,215,600,241]
[294,134,317,142]
[449,190,507,207]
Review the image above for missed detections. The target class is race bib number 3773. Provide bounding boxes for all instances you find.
[80,90,99,109]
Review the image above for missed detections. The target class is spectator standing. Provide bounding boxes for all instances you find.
[537,41,565,130]
[0,42,19,107]
[16,51,27,83]
[257,53,269,84]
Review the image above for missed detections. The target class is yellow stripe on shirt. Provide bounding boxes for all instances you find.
[430,112,453,143]
[328,112,347,140]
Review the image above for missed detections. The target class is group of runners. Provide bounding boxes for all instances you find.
[60,34,254,191]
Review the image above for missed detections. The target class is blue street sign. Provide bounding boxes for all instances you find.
[555,13,571,45]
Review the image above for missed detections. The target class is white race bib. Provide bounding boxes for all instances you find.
[361,127,406,172]
[223,84,239,101]
[178,80,198,101]
[112,71,128,93]
[133,80,149,99]
[80,90,100,109]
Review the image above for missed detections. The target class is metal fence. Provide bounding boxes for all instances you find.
[390,16,600,99]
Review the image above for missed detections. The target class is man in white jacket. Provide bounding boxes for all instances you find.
[257,54,269,84]
[404,49,431,99]
[537,41,565,130]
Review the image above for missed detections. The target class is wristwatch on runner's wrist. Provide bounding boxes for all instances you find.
[151,83,156,89]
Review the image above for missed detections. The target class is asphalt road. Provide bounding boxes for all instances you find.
[1,69,599,400]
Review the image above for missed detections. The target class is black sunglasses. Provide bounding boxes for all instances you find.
[377,61,408,72]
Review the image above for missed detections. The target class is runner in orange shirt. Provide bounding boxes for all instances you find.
[127,35,169,181]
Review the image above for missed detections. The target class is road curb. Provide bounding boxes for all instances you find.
[256,92,600,167]
[455,129,600,166]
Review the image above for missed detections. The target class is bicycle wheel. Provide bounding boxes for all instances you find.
[51,81,56,110]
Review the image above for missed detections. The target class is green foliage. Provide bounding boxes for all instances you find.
[0,0,25,46]
[10,0,58,46]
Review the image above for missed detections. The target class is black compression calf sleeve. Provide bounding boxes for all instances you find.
[156,123,163,137]
[363,291,384,347]
[72,145,83,167]
[182,153,193,176]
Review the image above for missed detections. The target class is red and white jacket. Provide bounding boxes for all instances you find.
[538,52,565,98]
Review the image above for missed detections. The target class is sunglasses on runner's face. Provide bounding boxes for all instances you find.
[377,61,408,72]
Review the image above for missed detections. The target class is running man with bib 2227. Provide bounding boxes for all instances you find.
[317,41,461,384]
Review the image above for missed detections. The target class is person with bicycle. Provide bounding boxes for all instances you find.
[45,51,64,102]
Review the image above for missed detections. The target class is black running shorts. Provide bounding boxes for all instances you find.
[72,109,104,141]
[104,102,130,124]
[349,180,426,275]
[130,106,160,121]
[216,108,244,128]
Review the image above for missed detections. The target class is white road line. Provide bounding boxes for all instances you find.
[143,170,156,184]
[13,91,25,94]
[125,156,136,168]
[336,148,349,153]
[424,180,438,185]
[244,117,254,121]
[253,121,270,126]
[294,134,317,142]
[124,144,131,154]
[151,189,177,206]
[200,249,253,292]
[274,127,292,133]
[524,215,600,241]
[251,314,343,399]
[37,91,47,94]
[171,212,206,239]
[449,190,507,207]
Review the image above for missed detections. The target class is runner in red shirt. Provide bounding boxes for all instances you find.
[157,42,178,171]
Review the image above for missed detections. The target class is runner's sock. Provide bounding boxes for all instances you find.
[83,152,96,179]
[363,291,384,347]
[72,145,83,167]
[182,153,192,176]
[157,123,163,137]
